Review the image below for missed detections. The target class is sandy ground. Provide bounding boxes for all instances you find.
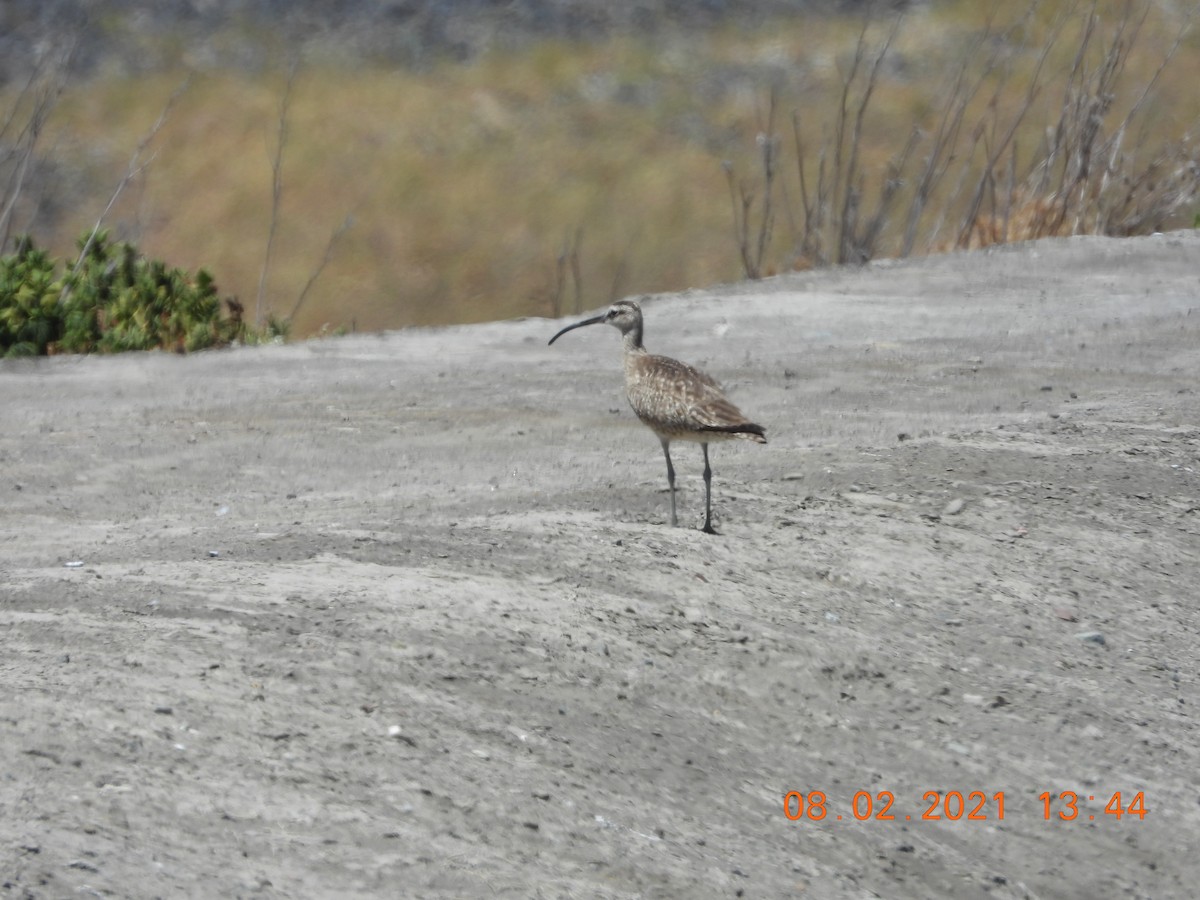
[2,232,1199,899]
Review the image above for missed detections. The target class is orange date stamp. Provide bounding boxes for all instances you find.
[783,790,1148,823]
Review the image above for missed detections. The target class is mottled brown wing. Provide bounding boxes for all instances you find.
[625,354,763,439]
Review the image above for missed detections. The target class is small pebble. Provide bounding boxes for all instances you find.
[1075,631,1106,646]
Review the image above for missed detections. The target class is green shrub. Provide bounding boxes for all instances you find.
[0,231,251,357]
[0,236,62,357]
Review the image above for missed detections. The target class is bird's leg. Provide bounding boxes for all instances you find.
[660,437,677,527]
[701,443,717,535]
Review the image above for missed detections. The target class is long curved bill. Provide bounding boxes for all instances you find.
[548,314,606,345]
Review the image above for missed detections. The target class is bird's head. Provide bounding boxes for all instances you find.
[548,298,644,345]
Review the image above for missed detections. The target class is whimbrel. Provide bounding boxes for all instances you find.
[549,298,766,534]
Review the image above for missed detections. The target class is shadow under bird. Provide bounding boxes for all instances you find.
[548,298,766,534]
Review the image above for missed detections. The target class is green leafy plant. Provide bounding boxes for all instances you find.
[0,230,254,357]
[0,236,64,357]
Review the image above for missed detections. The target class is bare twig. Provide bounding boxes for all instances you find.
[839,12,904,263]
[552,245,566,319]
[899,0,1016,256]
[953,3,1068,249]
[570,225,584,314]
[256,61,298,327]
[0,43,77,248]
[792,111,831,267]
[1093,4,1191,233]
[829,19,868,260]
[723,160,759,278]
[722,84,784,280]
[59,78,190,302]
[551,227,584,317]
[753,86,779,276]
[858,124,920,260]
[790,112,815,265]
[289,213,355,321]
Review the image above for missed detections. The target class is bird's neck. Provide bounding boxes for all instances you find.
[621,325,645,355]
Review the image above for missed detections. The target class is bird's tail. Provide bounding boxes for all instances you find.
[703,423,767,444]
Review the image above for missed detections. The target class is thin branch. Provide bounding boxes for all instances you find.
[570,225,584,314]
[289,213,355,321]
[551,226,584,317]
[1094,4,1190,231]
[830,19,869,257]
[752,85,779,276]
[839,11,904,263]
[954,3,1068,248]
[900,0,1011,256]
[58,78,190,302]
[256,61,298,326]
[722,160,747,276]
[553,235,568,318]
[0,44,77,248]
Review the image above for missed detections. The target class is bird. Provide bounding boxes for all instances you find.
[548,297,766,534]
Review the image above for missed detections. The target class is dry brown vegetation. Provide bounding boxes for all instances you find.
[2,0,1198,338]
[725,0,1200,273]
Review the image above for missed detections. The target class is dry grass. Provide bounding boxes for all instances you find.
[726,0,1200,272]
[5,0,1199,337]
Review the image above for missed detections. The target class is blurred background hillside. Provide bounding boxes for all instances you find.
[3,0,1198,338]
